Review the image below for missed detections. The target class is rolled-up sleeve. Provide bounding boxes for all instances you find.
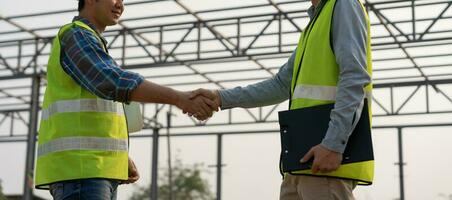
[60,27,144,103]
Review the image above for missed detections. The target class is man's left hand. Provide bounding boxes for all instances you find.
[122,157,140,184]
[300,144,342,174]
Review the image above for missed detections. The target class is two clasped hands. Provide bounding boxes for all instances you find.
[176,88,220,121]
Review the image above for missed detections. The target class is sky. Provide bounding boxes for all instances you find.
[1,0,452,200]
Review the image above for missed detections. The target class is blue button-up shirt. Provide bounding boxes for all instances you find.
[218,0,371,153]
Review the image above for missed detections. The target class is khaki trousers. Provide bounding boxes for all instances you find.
[280,174,357,200]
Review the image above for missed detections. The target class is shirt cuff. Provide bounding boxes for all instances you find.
[321,123,349,153]
[119,73,144,103]
[218,88,237,109]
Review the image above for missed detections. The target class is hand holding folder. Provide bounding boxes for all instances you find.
[278,100,373,173]
[300,144,343,174]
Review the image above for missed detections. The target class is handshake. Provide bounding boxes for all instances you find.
[176,88,221,121]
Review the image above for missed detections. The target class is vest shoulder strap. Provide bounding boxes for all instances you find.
[56,21,106,52]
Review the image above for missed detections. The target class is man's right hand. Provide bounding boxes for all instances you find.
[184,89,222,119]
[189,89,221,107]
[176,91,218,121]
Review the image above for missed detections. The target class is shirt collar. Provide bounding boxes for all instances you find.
[308,0,327,19]
[307,5,316,19]
[72,16,108,45]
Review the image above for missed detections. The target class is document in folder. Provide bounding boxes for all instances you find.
[278,100,373,172]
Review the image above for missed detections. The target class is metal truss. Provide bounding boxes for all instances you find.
[0,0,451,199]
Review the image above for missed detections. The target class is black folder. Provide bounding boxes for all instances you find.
[278,100,373,172]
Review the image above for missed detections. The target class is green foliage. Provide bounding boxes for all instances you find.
[0,180,6,200]
[129,159,214,200]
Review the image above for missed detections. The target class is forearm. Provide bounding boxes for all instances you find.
[321,80,368,153]
[321,0,371,153]
[130,80,181,106]
[218,51,296,109]
[219,78,290,109]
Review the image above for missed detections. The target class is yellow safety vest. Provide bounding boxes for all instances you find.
[289,0,374,185]
[35,21,128,189]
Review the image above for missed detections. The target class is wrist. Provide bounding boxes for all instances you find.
[173,90,183,108]
[174,90,189,110]
[214,90,222,107]
[320,142,343,154]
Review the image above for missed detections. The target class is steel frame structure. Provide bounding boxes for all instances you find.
[0,0,452,199]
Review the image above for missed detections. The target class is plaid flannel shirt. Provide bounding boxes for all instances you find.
[59,16,143,103]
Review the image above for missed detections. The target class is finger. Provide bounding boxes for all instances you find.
[201,99,215,118]
[195,112,208,121]
[324,166,336,173]
[129,159,139,178]
[133,169,140,179]
[124,174,137,184]
[300,148,314,163]
[200,89,215,99]
[333,163,340,171]
[129,176,139,183]
[311,162,320,174]
[197,100,211,118]
[193,111,207,121]
[202,97,218,112]
[196,110,210,121]
[189,89,201,99]
[194,109,208,120]
[202,90,217,101]
[183,110,193,116]
[319,164,331,173]
[189,88,211,99]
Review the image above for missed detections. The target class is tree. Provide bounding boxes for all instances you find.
[0,179,6,200]
[129,159,214,200]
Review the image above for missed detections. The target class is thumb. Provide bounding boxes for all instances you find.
[300,148,314,163]
[189,89,202,99]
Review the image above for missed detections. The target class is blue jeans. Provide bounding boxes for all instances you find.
[49,179,119,200]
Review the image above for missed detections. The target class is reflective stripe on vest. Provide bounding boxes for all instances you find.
[292,84,372,101]
[292,84,337,101]
[41,99,124,120]
[37,137,128,157]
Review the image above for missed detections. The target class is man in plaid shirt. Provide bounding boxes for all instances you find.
[38,0,216,199]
